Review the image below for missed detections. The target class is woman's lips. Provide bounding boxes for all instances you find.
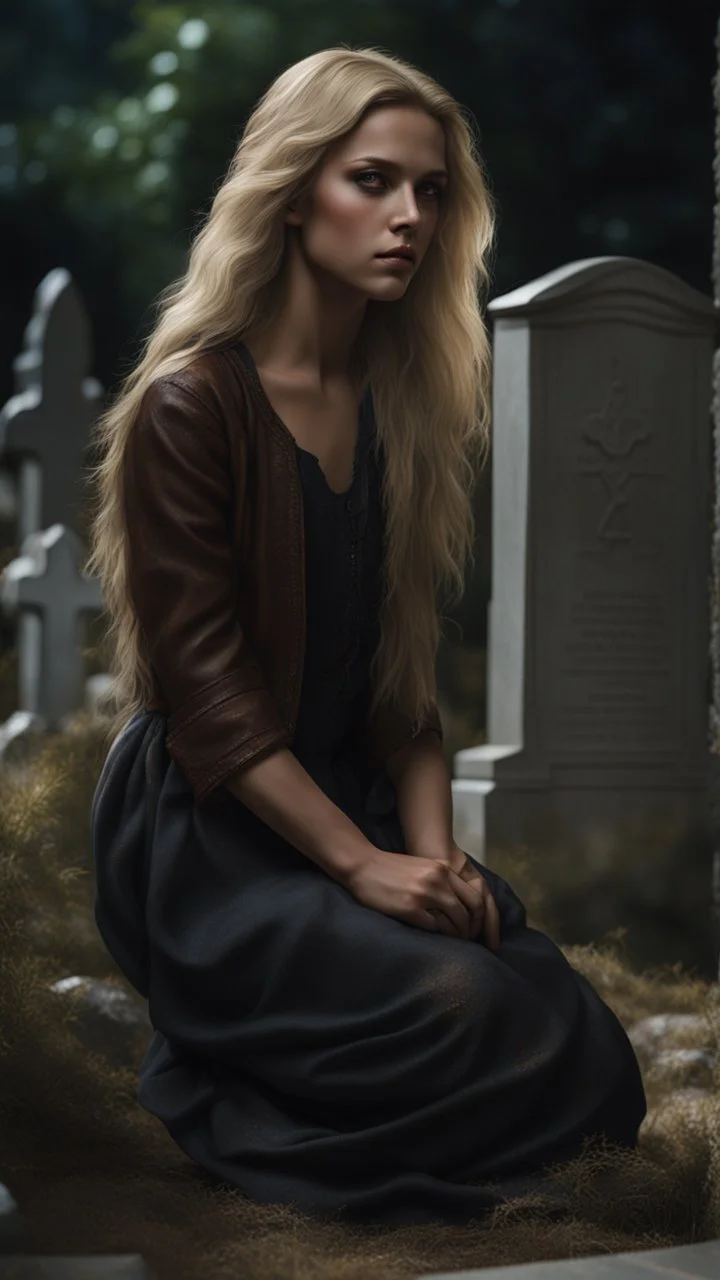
[375,253,414,269]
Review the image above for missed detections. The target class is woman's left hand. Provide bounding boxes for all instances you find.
[409,842,501,949]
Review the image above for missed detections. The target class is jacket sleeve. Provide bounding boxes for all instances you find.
[362,697,444,769]
[123,372,291,803]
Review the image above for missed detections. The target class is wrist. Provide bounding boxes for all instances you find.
[408,839,457,860]
[324,832,377,890]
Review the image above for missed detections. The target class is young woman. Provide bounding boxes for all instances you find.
[87,46,646,1227]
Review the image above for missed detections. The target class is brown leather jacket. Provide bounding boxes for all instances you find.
[123,339,443,804]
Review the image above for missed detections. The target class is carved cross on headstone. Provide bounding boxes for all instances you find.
[0,524,103,730]
[578,362,661,545]
[0,268,104,542]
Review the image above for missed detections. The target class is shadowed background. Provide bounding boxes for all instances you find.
[0,0,715,968]
[3,6,720,1275]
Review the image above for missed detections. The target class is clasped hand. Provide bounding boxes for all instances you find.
[411,842,501,949]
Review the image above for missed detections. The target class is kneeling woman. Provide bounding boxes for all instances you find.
[87,45,646,1227]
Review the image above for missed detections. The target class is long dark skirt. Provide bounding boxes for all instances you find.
[91,710,647,1227]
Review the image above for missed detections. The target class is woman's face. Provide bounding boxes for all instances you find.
[286,104,448,300]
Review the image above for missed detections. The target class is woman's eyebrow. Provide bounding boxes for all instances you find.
[349,155,448,180]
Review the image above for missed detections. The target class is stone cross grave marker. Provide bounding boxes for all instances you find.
[0,269,107,752]
[451,256,716,869]
[0,266,103,543]
[0,523,103,738]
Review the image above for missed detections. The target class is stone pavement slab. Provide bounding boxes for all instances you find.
[418,1236,720,1279]
[0,1256,155,1278]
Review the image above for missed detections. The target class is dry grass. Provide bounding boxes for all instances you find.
[1,711,720,1279]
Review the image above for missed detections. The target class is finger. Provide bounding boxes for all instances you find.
[417,908,443,933]
[459,855,484,881]
[459,873,489,939]
[446,871,482,939]
[415,860,469,937]
[484,890,502,950]
[432,910,461,939]
[437,895,472,938]
[417,908,464,939]
[464,877,499,948]
[459,883,485,941]
[471,895,487,941]
[448,868,482,904]
[451,876,486,942]
[428,879,472,938]
[457,878,500,949]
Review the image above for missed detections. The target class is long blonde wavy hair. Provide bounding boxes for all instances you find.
[84,45,496,748]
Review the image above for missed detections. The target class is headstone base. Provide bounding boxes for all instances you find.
[453,748,711,867]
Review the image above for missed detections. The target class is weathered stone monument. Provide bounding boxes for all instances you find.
[0,267,102,543]
[452,256,715,868]
[0,269,107,754]
[0,523,103,735]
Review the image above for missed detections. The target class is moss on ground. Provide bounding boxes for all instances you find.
[1,711,719,1279]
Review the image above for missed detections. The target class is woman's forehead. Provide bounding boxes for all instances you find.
[333,106,446,168]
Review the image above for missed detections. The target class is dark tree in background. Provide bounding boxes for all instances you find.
[1,0,713,395]
[0,0,715,656]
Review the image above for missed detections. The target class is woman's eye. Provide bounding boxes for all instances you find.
[355,170,386,189]
[355,171,441,198]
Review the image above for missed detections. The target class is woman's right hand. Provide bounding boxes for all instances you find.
[346,848,484,940]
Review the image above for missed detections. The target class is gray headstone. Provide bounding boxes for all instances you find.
[451,257,715,867]
[0,524,103,732]
[0,268,103,543]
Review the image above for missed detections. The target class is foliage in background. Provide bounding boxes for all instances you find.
[0,0,714,649]
[1,0,713,390]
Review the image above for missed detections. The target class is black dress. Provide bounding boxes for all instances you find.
[92,362,647,1227]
